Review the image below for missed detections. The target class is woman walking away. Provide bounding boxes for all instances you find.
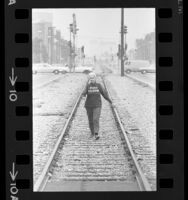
[82,72,113,140]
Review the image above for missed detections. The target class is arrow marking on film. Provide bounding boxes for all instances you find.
[9,162,18,181]
[9,68,17,86]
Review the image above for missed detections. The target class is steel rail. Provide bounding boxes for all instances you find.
[101,75,152,191]
[34,84,86,191]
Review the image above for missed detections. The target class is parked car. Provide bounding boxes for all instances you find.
[124,60,150,74]
[74,65,93,74]
[139,63,156,74]
[33,63,69,74]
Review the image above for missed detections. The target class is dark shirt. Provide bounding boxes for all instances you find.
[82,81,112,108]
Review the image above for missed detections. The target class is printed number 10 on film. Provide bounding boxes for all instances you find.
[9,68,18,102]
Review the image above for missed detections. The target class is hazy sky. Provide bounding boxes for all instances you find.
[33,8,155,56]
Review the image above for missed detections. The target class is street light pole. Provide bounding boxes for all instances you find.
[121,8,124,76]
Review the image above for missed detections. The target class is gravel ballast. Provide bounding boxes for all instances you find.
[33,73,87,183]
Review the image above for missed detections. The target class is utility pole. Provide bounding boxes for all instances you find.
[72,13,77,72]
[69,14,79,72]
[121,8,124,76]
[69,23,73,72]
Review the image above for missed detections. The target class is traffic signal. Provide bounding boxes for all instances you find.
[125,43,128,51]
[70,24,73,32]
[117,44,121,59]
[124,55,128,61]
[124,25,128,33]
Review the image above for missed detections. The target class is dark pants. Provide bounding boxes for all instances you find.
[86,107,101,135]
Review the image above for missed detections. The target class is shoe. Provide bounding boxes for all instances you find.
[95,133,100,140]
[95,135,100,140]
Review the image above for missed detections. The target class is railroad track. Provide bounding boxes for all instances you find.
[34,76,152,191]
